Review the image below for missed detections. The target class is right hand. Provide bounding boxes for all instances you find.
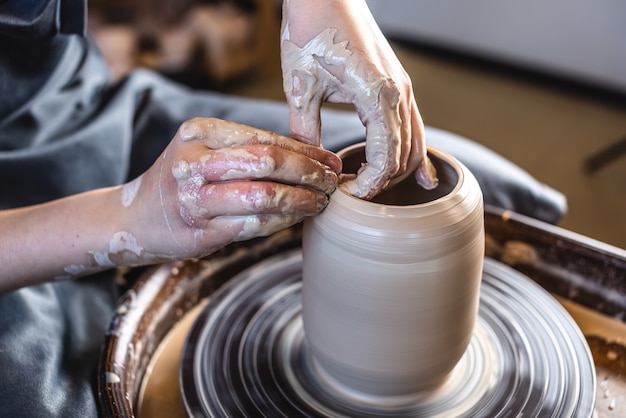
[280,0,438,199]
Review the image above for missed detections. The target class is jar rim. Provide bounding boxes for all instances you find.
[334,144,467,215]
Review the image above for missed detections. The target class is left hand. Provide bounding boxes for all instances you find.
[280,0,438,199]
[129,118,342,260]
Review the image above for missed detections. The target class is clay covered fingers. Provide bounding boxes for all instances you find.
[169,117,341,239]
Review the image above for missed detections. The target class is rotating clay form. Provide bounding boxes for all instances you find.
[302,143,485,404]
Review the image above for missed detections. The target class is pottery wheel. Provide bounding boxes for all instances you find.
[180,250,595,417]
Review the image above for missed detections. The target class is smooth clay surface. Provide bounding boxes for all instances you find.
[302,143,485,403]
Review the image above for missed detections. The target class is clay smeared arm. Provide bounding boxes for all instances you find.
[0,118,340,293]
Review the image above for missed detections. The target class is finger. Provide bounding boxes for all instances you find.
[285,69,325,146]
[212,214,306,243]
[388,96,423,187]
[172,145,338,195]
[176,118,341,173]
[410,101,439,190]
[397,93,413,174]
[177,181,329,227]
[281,37,326,146]
[386,93,414,188]
[344,78,403,199]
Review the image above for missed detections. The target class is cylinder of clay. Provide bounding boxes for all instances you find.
[302,143,484,402]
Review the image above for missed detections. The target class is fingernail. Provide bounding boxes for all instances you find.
[171,160,190,182]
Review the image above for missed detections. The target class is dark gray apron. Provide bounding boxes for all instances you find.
[0,1,565,415]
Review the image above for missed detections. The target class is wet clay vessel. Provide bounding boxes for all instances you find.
[302,143,485,401]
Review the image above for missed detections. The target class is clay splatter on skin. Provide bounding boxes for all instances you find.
[172,162,210,223]
[242,186,289,213]
[62,231,145,278]
[106,231,143,261]
[214,149,278,179]
[171,158,211,227]
[121,175,142,207]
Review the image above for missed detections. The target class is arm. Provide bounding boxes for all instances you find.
[280,0,438,199]
[0,118,340,294]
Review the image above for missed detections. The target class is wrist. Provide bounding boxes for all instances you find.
[0,186,127,292]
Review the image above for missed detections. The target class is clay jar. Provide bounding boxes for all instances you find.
[301,143,484,404]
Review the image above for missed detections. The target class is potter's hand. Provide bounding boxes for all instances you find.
[131,118,341,260]
[0,118,340,293]
[280,0,438,199]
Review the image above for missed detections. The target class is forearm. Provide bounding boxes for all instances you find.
[0,118,342,293]
[0,187,128,293]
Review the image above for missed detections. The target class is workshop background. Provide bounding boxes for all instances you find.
[88,0,626,249]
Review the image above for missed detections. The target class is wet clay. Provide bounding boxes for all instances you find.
[302,143,484,400]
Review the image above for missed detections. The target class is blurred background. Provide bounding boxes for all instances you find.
[87,0,626,249]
